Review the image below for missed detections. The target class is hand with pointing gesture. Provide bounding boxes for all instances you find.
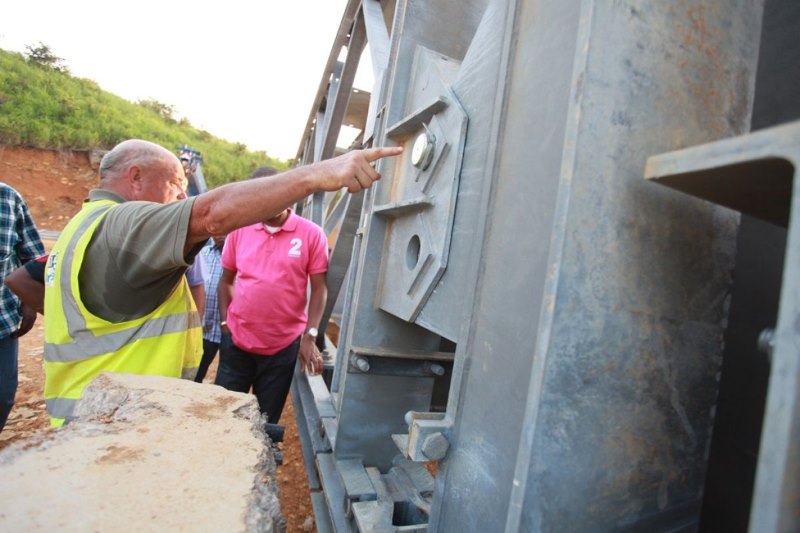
[313,146,403,193]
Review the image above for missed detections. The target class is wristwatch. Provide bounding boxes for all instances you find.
[305,327,319,339]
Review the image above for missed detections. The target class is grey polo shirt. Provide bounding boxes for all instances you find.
[78,189,201,323]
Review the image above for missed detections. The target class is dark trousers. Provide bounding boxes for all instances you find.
[214,333,299,424]
[194,338,220,383]
[0,336,18,432]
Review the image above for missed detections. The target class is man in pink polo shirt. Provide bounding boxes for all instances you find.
[215,166,328,424]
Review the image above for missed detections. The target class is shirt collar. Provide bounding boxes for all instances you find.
[259,209,298,233]
[88,189,126,204]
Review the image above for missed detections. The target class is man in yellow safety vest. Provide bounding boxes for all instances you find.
[44,139,401,426]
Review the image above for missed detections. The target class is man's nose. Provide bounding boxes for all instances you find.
[177,190,188,200]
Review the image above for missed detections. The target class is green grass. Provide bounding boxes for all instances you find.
[0,48,289,187]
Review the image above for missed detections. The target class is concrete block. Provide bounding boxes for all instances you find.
[0,372,284,532]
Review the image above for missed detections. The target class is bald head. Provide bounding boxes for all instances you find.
[99,140,176,183]
[97,139,187,204]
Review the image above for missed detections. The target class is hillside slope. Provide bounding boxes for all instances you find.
[0,145,95,230]
[0,48,288,188]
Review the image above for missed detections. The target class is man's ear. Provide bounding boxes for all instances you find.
[126,165,143,193]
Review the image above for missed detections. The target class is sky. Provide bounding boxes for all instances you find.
[0,1,371,161]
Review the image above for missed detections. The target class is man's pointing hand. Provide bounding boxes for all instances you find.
[315,146,404,193]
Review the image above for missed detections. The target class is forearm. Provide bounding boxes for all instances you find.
[190,285,205,316]
[306,284,327,332]
[217,277,235,329]
[300,280,327,375]
[15,303,37,337]
[184,146,403,253]
[6,268,44,314]
[187,168,317,247]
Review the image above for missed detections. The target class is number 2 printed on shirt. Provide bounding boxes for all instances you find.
[288,238,302,257]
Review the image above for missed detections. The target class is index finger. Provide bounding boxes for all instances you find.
[361,145,404,163]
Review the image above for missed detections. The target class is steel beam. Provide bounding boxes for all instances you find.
[647,121,800,533]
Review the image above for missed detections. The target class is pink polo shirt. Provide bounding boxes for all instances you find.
[221,210,328,355]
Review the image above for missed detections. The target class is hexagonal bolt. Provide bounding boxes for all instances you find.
[428,363,446,377]
[352,355,370,372]
[420,432,449,461]
[410,126,436,170]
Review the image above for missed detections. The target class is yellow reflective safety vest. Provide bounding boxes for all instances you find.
[44,198,202,426]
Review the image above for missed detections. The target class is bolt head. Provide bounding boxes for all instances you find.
[421,432,449,460]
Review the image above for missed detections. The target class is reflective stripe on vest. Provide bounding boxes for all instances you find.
[43,200,202,425]
[44,203,200,363]
[45,397,78,421]
[47,361,199,426]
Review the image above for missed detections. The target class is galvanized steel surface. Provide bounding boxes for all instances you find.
[288,0,795,531]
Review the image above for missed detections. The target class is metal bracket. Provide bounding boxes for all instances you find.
[374,46,468,322]
[393,410,452,462]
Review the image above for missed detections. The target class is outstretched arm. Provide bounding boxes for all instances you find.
[185,146,402,255]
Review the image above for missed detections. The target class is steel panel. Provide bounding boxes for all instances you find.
[430,1,761,531]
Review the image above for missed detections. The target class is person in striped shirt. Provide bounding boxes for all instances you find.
[0,183,45,432]
[195,235,225,383]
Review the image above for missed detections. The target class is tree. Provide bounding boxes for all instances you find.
[24,42,69,74]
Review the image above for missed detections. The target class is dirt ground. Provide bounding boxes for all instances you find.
[0,145,316,532]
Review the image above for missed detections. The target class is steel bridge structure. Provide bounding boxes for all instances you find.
[290,1,799,531]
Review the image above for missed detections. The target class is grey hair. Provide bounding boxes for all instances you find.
[99,139,172,181]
